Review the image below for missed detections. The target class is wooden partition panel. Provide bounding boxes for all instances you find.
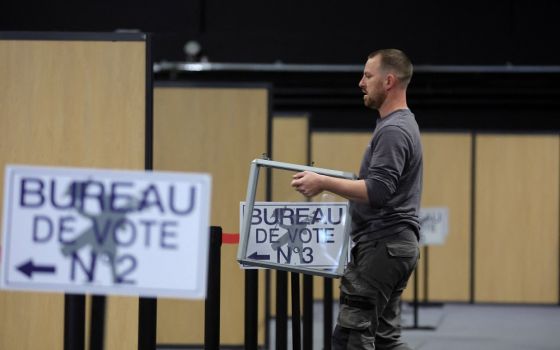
[0,34,147,350]
[421,133,472,302]
[475,134,559,303]
[153,85,269,345]
[269,114,309,316]
[272,115,310,201]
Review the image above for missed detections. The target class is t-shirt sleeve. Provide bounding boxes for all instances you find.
[364,126,410,208]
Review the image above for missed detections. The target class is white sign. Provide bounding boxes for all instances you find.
[419,207,449,245]
[240,202,348,269]
[1,165,211,299]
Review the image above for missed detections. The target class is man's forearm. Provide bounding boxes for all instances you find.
[321,176,369,203]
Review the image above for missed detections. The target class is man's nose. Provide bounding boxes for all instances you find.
[358,78,365,89]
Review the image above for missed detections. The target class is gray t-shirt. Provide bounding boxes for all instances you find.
[350,109,423,241]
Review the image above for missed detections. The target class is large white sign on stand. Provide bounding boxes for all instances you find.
[1,165,212,299]
[419,207,449,245]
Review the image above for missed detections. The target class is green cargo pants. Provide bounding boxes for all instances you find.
[332,229,419,350]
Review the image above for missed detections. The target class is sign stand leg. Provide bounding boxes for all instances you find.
[89,295,106,350]
[64,293,85,350]
[404,266,437,331]
[290,273,301,350]
[138,297,157,350]
[265,269,272,349]
[323,278,333,350]
[276,270,288,350]
[302,274,313,350]
[414,268,419,328]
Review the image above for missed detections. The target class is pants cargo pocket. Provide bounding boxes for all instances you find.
[335,304,376,349]
[337,304,372,330]
[385,242,418,258]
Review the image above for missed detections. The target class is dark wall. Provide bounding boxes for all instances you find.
[3,0,559,131]
[2,0,559,65]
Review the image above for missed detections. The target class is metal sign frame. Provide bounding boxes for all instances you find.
[237,159,356,277]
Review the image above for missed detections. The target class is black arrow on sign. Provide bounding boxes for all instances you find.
[17,260,56,279]
[248,252,271,260]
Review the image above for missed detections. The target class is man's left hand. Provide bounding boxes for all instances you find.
[291,171,324,197]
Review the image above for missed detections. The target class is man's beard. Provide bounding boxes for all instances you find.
[364,90,386,110]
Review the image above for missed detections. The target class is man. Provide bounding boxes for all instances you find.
[291,49,422,350]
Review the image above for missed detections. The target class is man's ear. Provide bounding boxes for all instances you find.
[385,73,397,90]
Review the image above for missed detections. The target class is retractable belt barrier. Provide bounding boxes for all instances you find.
[209,230,332,350]
[62,229,335,350]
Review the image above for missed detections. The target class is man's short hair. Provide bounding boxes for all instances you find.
[368,49,413,87]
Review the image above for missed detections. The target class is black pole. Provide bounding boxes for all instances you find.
[139,30,157,350]
[323,277,333,350]
[413,268,419,328]
[404,266,436,331]
[290,273,301,350]
[138,298,157,350]
[89,295,106,350]
[302,274,313,350]
[423,246,429,303]
[245,269,259,350]
[64,294,85,350]
[265,269,272,349]
[276,270,288,350]
[205,226,222,350]
[470,132,477,304]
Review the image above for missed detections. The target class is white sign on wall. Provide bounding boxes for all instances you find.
[1,165,212,299]
[419,207,449,245]
[240,202,349,271]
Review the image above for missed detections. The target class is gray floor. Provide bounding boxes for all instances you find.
[270,302,560,350]
[401,303,560,350]
[159,302,560,349]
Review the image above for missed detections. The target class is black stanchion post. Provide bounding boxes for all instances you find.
[205,226,222,350]
[323,277,333,350]
[245,269,259,350]
[265,269,272,349]
[302,274,313,350]
[64,294,85,350]
[140,39,157,350]
[138,298,157,350]
[290,273,301,350]
[89,295,106,350]
[276,270,288,350]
